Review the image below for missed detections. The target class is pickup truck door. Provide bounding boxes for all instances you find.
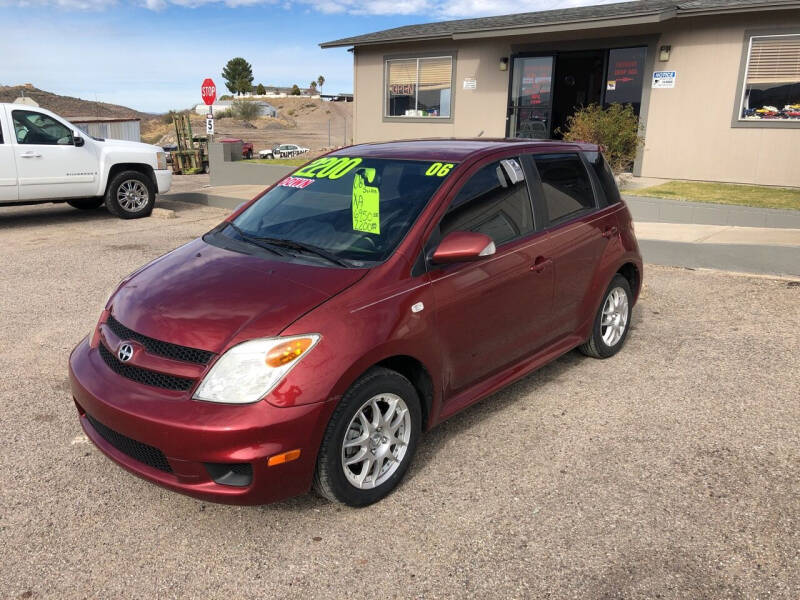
[0,109,18,203]
[8,106,99,200]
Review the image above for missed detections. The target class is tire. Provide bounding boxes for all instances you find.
[105,170,156,219]
[579,274,633,359]
[67,197,104,210]
[313,367,422,507]
[246,150,253,159]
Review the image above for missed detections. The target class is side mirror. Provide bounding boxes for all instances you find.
[74,136,85,147]
[431,231,496,264]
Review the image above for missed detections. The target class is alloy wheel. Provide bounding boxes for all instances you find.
[341,393,411,490]
[117,180,149,212]
[601,286,629,347]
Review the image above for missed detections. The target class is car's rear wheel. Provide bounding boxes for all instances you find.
[105,171,156,219]
[313,367,421,506]
[579,274,633,359]
[67,197,104,210]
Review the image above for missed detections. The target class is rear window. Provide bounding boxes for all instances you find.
[584,151,622,206]
[231,156,457,264]
[533,153,597,224]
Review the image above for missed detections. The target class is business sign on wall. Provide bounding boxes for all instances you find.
[652,71,677,89]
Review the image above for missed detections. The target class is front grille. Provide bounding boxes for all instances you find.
[86,413,173,473]
[99,344,194,391]
[106,315,214,365]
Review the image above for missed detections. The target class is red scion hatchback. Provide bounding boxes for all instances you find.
[69,139,643,507]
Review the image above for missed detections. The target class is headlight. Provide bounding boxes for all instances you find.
[156,151,167,170]
[193,334,320,404]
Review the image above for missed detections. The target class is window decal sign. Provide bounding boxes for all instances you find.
[425,162,454,177]
[293,156,363,179]
[278,176,314,189]
[352,168,380,235]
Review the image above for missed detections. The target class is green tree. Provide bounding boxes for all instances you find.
[290,84,302,96]
[317,75,325,92]
[256,83,266,95]
[221,57,254,96]
[309,81,318,93]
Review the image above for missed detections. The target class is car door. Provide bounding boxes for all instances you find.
[530,152,620,336]
[0,109,18,203]
[11,108,99,200]
[428,157,555,398]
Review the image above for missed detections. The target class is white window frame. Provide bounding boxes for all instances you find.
[384,55,454,120]
[736,33,800,125]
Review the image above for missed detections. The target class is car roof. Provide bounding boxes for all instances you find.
[331,138,599,161]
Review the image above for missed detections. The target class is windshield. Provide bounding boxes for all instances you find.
[229,156,457,264]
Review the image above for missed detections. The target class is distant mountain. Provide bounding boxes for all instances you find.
[0,85,155,119]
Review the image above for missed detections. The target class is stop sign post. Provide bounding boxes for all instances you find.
[201,78,216,142]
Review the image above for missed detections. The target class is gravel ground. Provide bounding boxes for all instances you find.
[1,201,799,599]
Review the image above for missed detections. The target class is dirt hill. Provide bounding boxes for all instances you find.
[145,96,353,154]
[0,84,153,119]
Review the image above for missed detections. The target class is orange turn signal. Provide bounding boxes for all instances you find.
[265,337,314,368]
[267,448,302,467]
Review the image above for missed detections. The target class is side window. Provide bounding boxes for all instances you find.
[440,159,533,246]
[12,110,73,146]
[534,153,597,224]
[583,151,621,206]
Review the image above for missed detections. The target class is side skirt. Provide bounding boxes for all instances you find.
[436,334,584,424]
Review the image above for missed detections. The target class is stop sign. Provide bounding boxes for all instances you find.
[201,78,217,106]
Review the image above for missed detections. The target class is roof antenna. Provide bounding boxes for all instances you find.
[477,130,484,137]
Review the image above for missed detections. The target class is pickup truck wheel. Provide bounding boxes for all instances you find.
[67,198,104,210]
[105,171,155,219]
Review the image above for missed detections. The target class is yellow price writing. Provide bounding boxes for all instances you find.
[293,156,363,179]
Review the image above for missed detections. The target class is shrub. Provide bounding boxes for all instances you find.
[559,103,644,174]
[215,109,232,119]
[232,99,260,121]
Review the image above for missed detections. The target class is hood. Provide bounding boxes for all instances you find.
[110,238,367,353]
[97,138,163,153]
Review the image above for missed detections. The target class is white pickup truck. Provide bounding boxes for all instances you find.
[0,103,171,219]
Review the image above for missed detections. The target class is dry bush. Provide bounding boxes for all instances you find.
[559,103,644,173]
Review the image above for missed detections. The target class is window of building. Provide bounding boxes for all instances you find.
[534,154,596,224]
[739,34,800,121]
[386,56,453,118]
[441,159,533,245]
[604,47,647,115]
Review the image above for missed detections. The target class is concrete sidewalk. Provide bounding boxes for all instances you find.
[163,185,800,277]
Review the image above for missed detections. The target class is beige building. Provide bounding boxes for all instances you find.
[322,0,800,187]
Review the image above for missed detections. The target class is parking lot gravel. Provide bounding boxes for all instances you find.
[1,201,799,599]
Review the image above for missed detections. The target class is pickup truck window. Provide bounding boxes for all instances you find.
[12,110,73,146]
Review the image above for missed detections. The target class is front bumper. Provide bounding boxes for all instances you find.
[155,169,172,194]
[68,337,335,505]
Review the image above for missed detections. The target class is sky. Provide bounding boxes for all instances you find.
[0,0,624,113]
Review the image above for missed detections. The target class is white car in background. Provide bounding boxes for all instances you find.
[259,143,309,159]
[0,103,170,219]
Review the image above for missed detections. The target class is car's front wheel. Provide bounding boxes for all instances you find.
[105,171,156,219]
[579,274,633,359]
[313,367,421,506]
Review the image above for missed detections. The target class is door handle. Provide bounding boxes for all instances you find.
[531,257,552,273]
[20,151,42,158]
[602,226,619,239]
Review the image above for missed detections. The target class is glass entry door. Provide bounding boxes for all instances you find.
[508,56,554,139]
